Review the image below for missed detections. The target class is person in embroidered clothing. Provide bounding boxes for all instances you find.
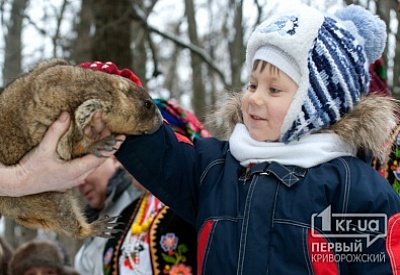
[74,156,141,275]
[90,4,400,274]
[366,58,400,194]
[102,99,201,275]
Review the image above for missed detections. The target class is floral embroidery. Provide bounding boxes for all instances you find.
[160,233,179,253]
[169,264,192,275]
[160,233,192,275]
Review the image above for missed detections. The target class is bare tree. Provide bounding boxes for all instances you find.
[184,0,207,120]
[130,0,160,86]
[228,0,244,90]
[92,0,133,68]
[71,0,93,63]
[2,0,37,249]
[163,22,183,100]
[2,0,28,85]
[51,0,69,57]
[394,11,400,91]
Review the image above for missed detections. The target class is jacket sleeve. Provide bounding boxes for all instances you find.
[336,158,400,274]
[115,124,201,225]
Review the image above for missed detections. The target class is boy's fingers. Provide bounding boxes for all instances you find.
[92,113,106,133]
[84,112,108,139]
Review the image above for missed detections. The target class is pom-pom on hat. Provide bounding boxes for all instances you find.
[246,4,387,142]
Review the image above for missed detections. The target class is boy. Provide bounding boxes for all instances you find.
[98,4,400,274]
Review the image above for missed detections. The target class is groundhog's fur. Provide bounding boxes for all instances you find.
[0,59,162,238]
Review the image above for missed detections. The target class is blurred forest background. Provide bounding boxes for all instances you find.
[0,0,399,264]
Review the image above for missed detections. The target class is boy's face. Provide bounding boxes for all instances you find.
[242,62,298,142]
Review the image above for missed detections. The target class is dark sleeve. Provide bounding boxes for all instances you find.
[115,124,200,225]
[335,158,400,274]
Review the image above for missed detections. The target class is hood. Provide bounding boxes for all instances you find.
[205,93,399,162]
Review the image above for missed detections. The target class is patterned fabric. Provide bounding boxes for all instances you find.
[154,98,211,142]
[79,61,143,87]
[246,4,387,142]
[372,127,400,195]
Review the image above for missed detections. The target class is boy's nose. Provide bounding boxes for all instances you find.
[249,89,264,105]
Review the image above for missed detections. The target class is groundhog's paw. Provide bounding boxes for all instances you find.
[75,99,104,131]
[88,215,123,238]
[88,134,122,157]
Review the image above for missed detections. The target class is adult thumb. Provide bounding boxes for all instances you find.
[40,112,71,151]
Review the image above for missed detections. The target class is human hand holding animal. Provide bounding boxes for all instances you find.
[0,59,162,238]
[7,112,124,197]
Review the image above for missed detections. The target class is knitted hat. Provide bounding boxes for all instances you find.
[8,240,78,275]
[246,4,387,142]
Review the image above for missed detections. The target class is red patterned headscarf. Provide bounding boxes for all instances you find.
[79,61,143,88]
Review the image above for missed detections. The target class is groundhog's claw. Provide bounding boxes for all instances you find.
[89,215,123,238]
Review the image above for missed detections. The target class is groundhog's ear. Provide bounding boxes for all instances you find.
[28,58,70,78]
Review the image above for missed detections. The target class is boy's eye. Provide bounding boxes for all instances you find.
[270,87,282,94]
[247,83,256,91]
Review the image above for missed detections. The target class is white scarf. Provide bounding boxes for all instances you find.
[229,124,356,168]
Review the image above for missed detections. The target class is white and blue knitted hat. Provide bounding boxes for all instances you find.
[246,4,387,143]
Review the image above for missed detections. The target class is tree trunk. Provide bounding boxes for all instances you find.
[375,0,399,91]
[71,0,93,63]
[375,0,393,66]
[391,0,400,92]
[184,0,207,121]
[164,23,182,100]
[2,0,28,85]
[131,21,147,85]
[228,0,244,90]
[91,0,133,68]
[2,0,38,248]
[51,0,69,58]
[393,17,400,93]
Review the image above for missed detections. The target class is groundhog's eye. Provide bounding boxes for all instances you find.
[144,99,153,110]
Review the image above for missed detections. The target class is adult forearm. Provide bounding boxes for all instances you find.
[0,163,31,197]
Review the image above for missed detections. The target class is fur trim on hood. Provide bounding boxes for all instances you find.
[205,93,399,162]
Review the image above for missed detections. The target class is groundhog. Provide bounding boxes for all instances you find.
[0,59,162,238]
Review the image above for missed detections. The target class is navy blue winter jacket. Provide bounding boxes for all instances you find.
[116,124,400,275]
